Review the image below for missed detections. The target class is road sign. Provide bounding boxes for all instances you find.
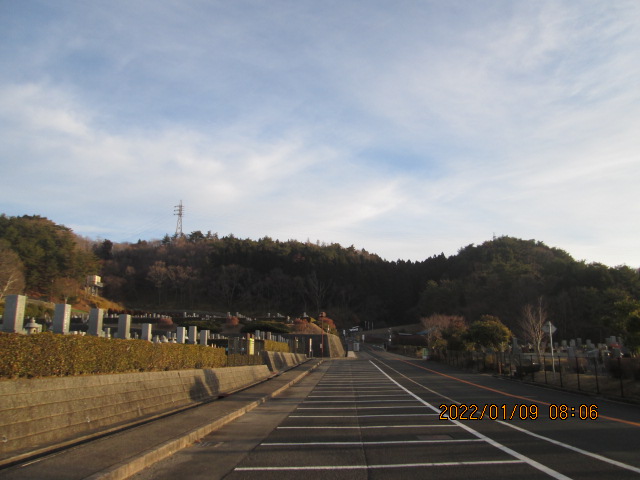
[542,322,556,334]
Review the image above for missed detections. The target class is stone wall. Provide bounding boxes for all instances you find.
[261,351,308,372]
[0,352,309,464]
[0,365,271,462]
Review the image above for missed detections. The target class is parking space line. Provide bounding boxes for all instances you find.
[261,439,483,446]
[277,425,457,429]
[235,460,525,471]
[370,361,572,480]
[289,414,439,418]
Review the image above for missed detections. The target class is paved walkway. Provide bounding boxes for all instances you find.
[1,359,323,480]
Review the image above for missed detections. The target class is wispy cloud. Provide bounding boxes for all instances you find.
[1,1,639,265]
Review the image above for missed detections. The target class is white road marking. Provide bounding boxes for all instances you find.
[296,405,431,410]
[235,460,525,471]
[289,414,439,418]
[302,399,419,403]
[370,361,573,480]
[261,439,483,446]
[378,358,640,476]
[497,420,640,475]
[308,394,409,398]
[277,425,456,429]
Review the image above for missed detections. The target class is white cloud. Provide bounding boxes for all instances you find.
[1,1,640,266]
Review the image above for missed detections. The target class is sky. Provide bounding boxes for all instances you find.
[1,1,639,267]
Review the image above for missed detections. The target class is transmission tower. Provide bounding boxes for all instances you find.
[174,200,184,237]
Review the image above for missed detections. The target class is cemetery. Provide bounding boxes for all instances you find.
[0,294,316,464]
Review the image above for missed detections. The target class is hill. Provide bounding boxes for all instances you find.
[1,215,639,350]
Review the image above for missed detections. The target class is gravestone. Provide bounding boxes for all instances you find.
[511,336,521,354]
[199,330,209,346]
[88,308,104,336]
[188,326,197,344]
[53,303,71,334]
[176,327,186,343]
[117,314,131,339]
[2,294,26,333]
[141,323,152,341]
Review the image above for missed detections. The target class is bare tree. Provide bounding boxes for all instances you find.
[51,277,80,304]
[215,265,247,310]
[520,297,548,359]
[147,261,168,305]
[0,242,25,302]
[305,271,330,317]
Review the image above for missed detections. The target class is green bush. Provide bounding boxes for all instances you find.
[0,332,237,379]
[263,339,290,353]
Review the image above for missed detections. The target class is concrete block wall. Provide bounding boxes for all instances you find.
[0,365,270,462]
[261,352,308,372]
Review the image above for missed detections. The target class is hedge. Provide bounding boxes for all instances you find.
[0,332,252,379]
[263,339,290,353]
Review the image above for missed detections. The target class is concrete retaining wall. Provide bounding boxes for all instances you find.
[0,365,271,461]
[261,351,308,372]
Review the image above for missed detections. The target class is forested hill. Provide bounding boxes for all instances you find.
[1,214,639,346]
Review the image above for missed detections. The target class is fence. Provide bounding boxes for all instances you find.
[432,350,640,401]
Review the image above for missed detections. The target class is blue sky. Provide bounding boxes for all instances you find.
[1,1,639,266]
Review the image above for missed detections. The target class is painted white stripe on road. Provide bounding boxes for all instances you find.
[370,361,573,480]
[289,414,439,418]
[497,420,640,475]
[302,399,418,403]
[235,460,525,471]
[261,439,483,447]
[308,394,409,398]
[296,405,430,410]
[277,425,456,429]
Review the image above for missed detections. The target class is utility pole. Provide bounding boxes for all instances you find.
[174,200,184,237]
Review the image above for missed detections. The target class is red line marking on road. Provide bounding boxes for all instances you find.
[400,359,640,428]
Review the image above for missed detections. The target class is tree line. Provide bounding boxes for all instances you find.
[1,215,639,352]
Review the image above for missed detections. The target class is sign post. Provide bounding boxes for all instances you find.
[543,321,557,379]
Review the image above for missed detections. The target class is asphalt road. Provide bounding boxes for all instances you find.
[132,346,640,479]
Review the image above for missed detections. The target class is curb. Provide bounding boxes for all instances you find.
[86,360,323,480]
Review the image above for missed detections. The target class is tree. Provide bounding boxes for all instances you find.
[439,316,468,350]
[0,215,98,294]
[464,315,512,351]
[0,241,25,301]
[93,239,113,260]
[214,265,248,310]
[146,261,169,305]
[520,297,548,358]
[305,271,329,316]
[420,314,465,350]
[611,298,640,354]
[51,277,80,304]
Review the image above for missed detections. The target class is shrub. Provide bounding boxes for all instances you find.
[263,340,290,353]
[0,332,232,379]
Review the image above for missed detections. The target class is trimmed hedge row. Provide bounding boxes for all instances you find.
[263,339,290,353]
[0,332,238,379]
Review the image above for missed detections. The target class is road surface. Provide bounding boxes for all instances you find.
[132,346,640,479]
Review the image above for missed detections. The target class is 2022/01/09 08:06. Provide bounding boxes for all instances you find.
[439,403,599,421]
